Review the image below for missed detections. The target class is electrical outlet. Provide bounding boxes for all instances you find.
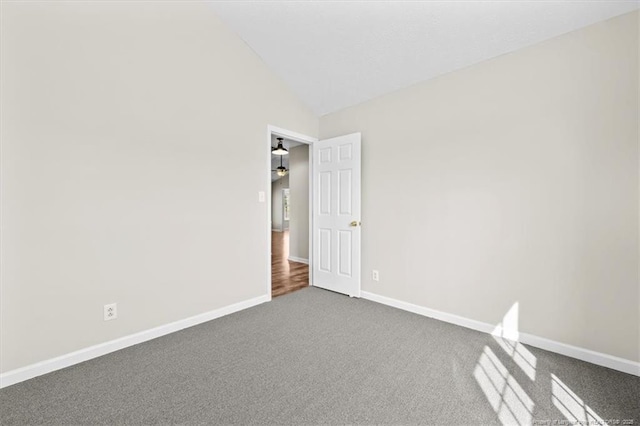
[258,191,266,203]
[372,270,380,282]
[104,303,117,321]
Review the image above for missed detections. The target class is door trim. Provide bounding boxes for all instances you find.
[266,125,317,300]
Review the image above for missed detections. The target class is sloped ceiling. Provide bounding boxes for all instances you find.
[209,0,638,116]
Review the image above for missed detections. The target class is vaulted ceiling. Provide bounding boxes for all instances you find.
[209,1,638,116]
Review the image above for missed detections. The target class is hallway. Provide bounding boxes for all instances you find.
[271,231,309,297]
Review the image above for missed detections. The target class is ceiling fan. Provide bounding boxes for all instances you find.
[272,137,288,156]
[272,155,288,177]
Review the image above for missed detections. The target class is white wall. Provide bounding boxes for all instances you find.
[320,11,639,362]
[0,1,318,373]
[271,176,289,231]
[289,145,310,261]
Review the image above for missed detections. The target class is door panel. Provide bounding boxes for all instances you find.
[319,172,331,215]
[319,229,331,273]
[312,133,361,297]
[338,170,352,215]
[338,230,352,277]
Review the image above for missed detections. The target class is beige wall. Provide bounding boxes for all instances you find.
[271,176,289,231]
[2,2,637,375]
[320,12,639,362]
[0,1,317,373]
[289,145,310,261]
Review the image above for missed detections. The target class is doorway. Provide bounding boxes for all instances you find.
[267,126,316,298]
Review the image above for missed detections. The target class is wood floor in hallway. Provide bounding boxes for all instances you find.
[272,230,309,298]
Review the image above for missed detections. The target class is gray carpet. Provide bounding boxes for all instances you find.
[1,287,638,425]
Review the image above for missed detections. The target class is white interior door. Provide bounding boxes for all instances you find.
[312,133,361,297]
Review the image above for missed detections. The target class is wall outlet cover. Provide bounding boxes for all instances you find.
[104,303,117,321]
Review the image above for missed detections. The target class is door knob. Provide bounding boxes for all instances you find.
[349,221,361,227]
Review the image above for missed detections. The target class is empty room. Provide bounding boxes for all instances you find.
[1,0,638,425]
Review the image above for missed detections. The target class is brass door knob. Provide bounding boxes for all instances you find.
[349,221,361,227]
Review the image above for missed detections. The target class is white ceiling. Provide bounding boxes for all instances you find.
[209,0,638,116]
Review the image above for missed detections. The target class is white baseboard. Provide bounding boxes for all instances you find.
[0,294,270,389]
[288,256,309,265]
[272,229,283,232]
[361,291,640,377]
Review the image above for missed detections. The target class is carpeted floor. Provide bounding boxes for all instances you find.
[1,287,638,425]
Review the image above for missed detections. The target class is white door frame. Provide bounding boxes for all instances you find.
[266,125,317,300]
